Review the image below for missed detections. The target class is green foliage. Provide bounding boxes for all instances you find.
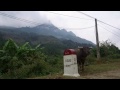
[107,54,120,59]
[3,39,18,57]
[86,55,97,65]
[91,40,120,59]
[0,39,59,79]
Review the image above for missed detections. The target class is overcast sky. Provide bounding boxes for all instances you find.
[0,11,120,48]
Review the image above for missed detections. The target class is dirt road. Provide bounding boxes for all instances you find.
[81,69,120,79]
[33,69,120,79]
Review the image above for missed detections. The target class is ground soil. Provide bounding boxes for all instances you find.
[81,69,120,79]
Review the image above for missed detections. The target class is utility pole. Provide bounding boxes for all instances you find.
[95,18,101,61]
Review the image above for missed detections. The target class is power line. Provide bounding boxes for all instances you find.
[46,11,93,20]
[1,11,120,32]
[98,22,120,35]
[98,24,120,38]
[77,11,95,19]
[98,20,120,31]
[77,11,120,31]
[0,12,41,25]
[98,24,120,41]
[58,26,94,30]
[98,25,119,44]
[0,12,95,30]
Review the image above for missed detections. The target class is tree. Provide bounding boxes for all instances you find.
[0,39,50,78]
[91,40,120,58]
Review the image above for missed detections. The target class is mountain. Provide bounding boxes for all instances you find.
[0,25,95,55]
[0,25,16,29]
[16,24,94,45]
[0,24,95,47]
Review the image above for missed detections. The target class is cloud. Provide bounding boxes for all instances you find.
[0,11,50,27]
[0,11,120,48]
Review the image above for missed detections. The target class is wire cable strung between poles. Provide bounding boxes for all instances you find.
[0,12,95,30]
[98,24,120,39]
[0,12,41,25]
[77,11,120,31]
[98,24,120,44]
[57,26,95,30]
[46,11,93,20]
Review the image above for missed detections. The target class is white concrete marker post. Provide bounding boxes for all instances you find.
[63,49,80,77]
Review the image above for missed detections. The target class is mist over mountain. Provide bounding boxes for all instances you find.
[0,11,51,27]
[0,23,95,46]
[28,24,95,45]
[0,11,94,46]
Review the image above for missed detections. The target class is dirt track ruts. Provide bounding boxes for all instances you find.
[82,69,120,79]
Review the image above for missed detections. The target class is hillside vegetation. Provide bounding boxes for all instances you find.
[0,24,95,46]
[0,24,120,79]
[0,39,120,79]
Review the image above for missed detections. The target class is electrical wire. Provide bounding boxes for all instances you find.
[0,12,41,25]
[77,11,120,31]
[46,11,93,20]
[0,12,95,30]
[58,26,94,30]
[98,24,120,44]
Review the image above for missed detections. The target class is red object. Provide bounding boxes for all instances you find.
[64,49,76,55]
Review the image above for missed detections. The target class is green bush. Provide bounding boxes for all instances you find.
[86,55,97,65]
[0,39,55,79]
[91,40,120,58]
[108,54,120,59]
